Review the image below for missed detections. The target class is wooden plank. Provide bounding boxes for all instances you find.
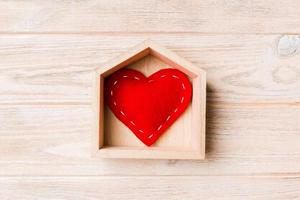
[1,0,300,33]
[0,104,299,176]
[0,34,299,104]
[1,176,300,200]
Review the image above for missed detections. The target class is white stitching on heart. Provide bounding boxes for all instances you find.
[166,115,171,121]
[182,83,185,90]
[110,72,188,140]
[157,125,162,131]
[181,97,184,103]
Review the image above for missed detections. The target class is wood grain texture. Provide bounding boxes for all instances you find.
[1,176,300,200]
[0,34,299,177]
[0,34,299,105]
[1,0,300,197]
[0,104,299,176]
[1,0,300,33]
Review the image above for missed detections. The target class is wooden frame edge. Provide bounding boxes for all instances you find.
[92,40,207,160]
[95,147,204,160]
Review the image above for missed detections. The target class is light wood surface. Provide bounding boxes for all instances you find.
[1,0,300,34]
[1,176,300,200]
[0,0,300,199]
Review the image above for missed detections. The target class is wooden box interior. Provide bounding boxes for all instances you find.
[104,55,194,150]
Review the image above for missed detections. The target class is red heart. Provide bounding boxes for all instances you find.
[105,68,192,146]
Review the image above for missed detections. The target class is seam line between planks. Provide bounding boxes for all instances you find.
[1,174,300,178]
[0,32,299,36]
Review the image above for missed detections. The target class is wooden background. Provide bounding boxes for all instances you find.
[0,0,300,199]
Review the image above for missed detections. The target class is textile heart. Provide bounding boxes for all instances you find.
[105,68,192,146]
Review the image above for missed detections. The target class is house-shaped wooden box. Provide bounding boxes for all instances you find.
[93,40,206,159]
